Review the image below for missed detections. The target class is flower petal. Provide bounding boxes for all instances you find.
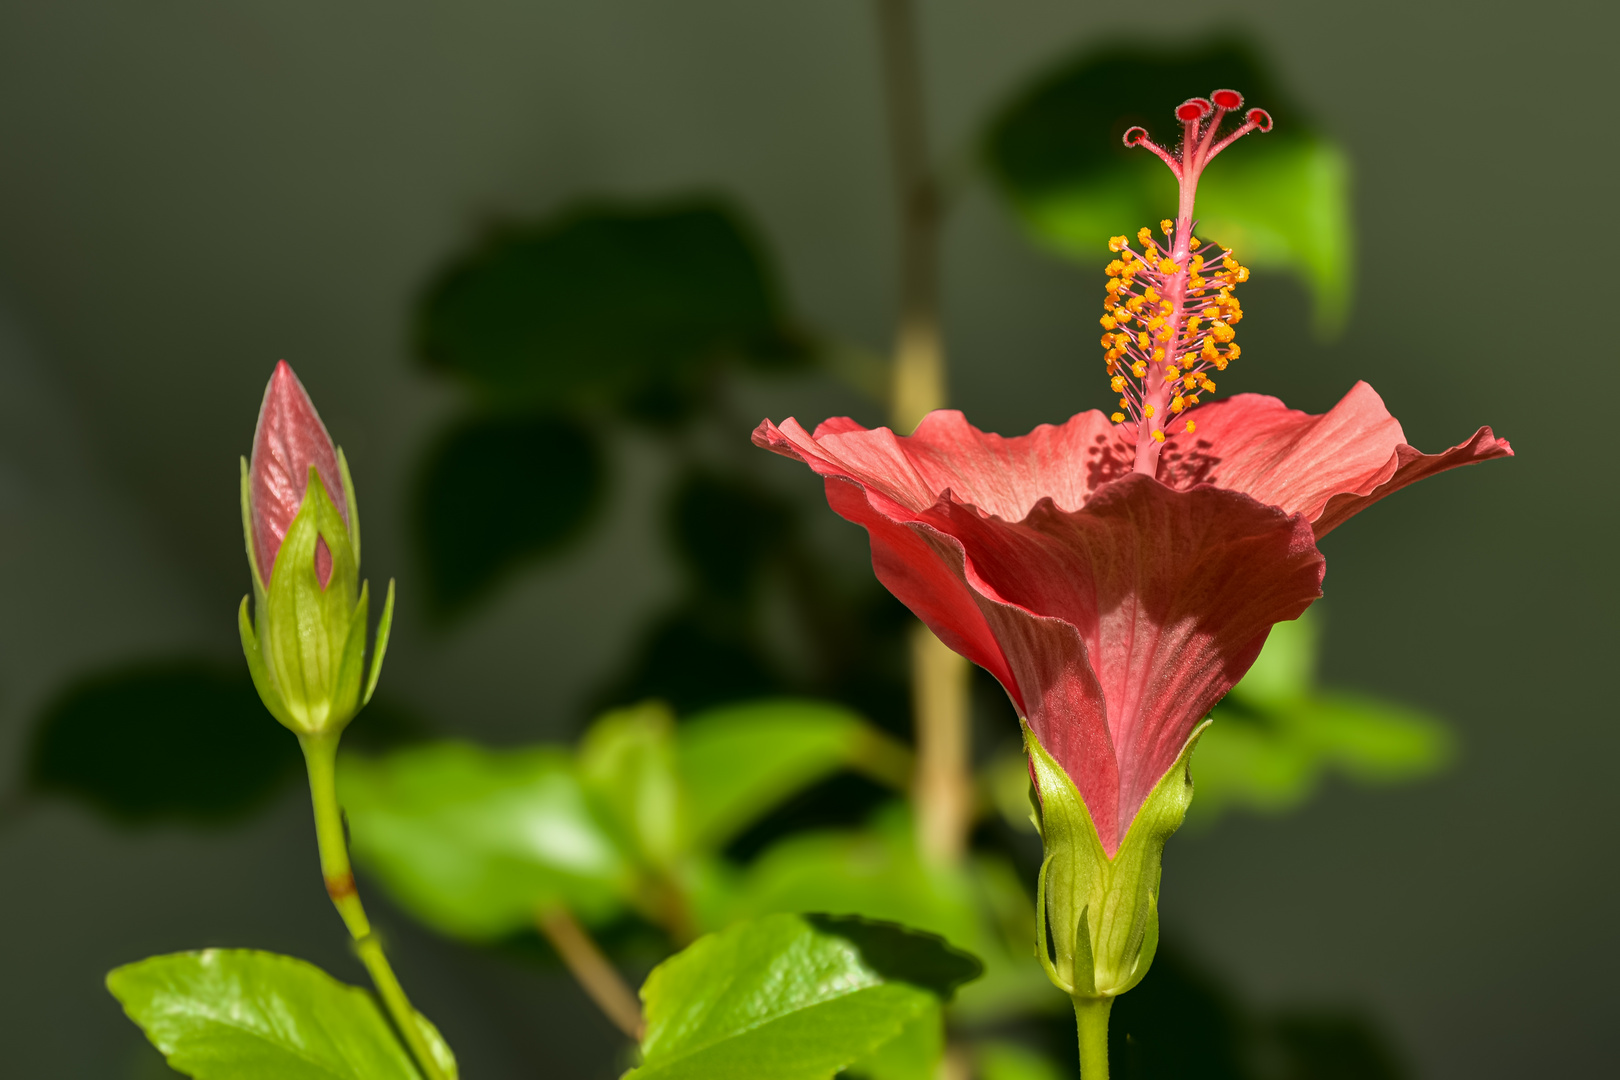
[761,409,1128,520]
[1170,382,1512,536]
[250,361,347,584]
[759,417,1324,852]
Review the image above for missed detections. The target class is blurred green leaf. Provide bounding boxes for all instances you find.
[841,1001,943,1080]
[106,949,430,1080]
[1228,615,1317,709]
[627,913,974,1080]
[1189,611,1452,823]
[977,1042,1066,1080]
[983,38,1353,333]
[719,806,1052,1021]
[340,741,632,940]
[28,661,300,824]
[414,411,603,618]
[676,698,911,854]
[417,199,805,420]
[578,701,683,870]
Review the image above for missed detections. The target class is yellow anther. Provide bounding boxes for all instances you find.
[1211,322,1235,343]
[1183,373,1199,389]
[1118,397,1130,409]
[1163,364,1179,380]
[1190,237,1202,249]
[1146,316,1166,331]
[1235,266,1250,282]
[1201,378,1216,392]
[1171,395,1186,412]
[1100,315,1117,329]
[1126,296,1146,313]
[1111,412,1126,423]
[1213,357,1229,371]
[1144,286,1161,302]
[1138,226,1153,245]
[1105,259,1125,277]
[1109,235,1129,252]
[1152,429,1165,443]
[1189,254,1205,272]
[1160,219,1174,236]
[1159,300,1173,313]
[1227,344,1241,359]
[1152,347,1165,362]
[1185,420,1196,433]
[1159,258,1180,274]
[1131,362,1146,377]
[1107,278,1125,294]
[1189,275,1207,290]
[1137,332,1151,349]
[1101,335,1115,348]
[1223,257,1239,270]
[1144,404,1156,418]
[1110,375,1126,392]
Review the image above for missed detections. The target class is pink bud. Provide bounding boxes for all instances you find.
[248,361,348,587]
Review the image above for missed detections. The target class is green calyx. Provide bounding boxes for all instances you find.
[1023,718,1204,1002]
[239,459,394,737]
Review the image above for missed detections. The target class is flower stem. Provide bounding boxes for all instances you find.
[536,903,646,1040]
[874,0,974,867]
[1074,996,1113,1079]
[300,733,451,1080]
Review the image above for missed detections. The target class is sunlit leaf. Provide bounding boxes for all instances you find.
[106,949,430,1080]
[676,699,911,854]
[414,411,603,618]
[416,199,806,420]
[28,661,300,824]
[720,807,1051,1021]
[983,38,1353,333]
[578,702,683,870]
[842,1001,944,1080]
[339,742,633,940]
[626,913,977,1080]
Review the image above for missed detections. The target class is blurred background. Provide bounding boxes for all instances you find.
[0,1,1613,1077]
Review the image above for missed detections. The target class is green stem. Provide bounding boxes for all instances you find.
[1074,996,1113,1080]
[300,733,451,1080]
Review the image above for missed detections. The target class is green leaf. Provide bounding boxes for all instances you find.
[416,199,806,420]
[1227,612,1318,709]
[676,699,911,854]
[721,806,1050,1021]
[977,1042,1066,1080]
[339,741,633,940]
[579,702,684,870]
[983,37,1353,333]
[1190,608,1453,823]
[414,411,603,618]
[106,949,425,1080]
[28,661,301,824]
[841,1000,943,1080]
[626,913,975,1080]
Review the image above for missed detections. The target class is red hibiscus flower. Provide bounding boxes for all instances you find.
[755,387,1507,854]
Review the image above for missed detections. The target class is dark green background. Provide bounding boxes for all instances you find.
[0,1,1610,1076]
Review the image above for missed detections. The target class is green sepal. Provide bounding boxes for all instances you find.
[364,578,395,707]
[258,466,363,735]
[239,457,266,600]
[1023,718,1204,1000]
[238,596,292,729]
[338,445,361,567]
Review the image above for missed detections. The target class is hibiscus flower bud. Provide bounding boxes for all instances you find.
[238,361,394,737]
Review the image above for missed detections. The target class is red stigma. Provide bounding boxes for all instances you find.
[1211,89,1243,110]
[1122,126,1149,147]
[1176,98,1212,122]
[1246,108,1273,132]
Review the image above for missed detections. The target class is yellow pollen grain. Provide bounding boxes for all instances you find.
[1111,412,1126,423]
[1137,226,1153,245]
[1152,429,1165,442]
[1144,404,1156,418]
[1159,258,1180,274]
[1185,420,1196,433]
[1160,219,1174,235]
